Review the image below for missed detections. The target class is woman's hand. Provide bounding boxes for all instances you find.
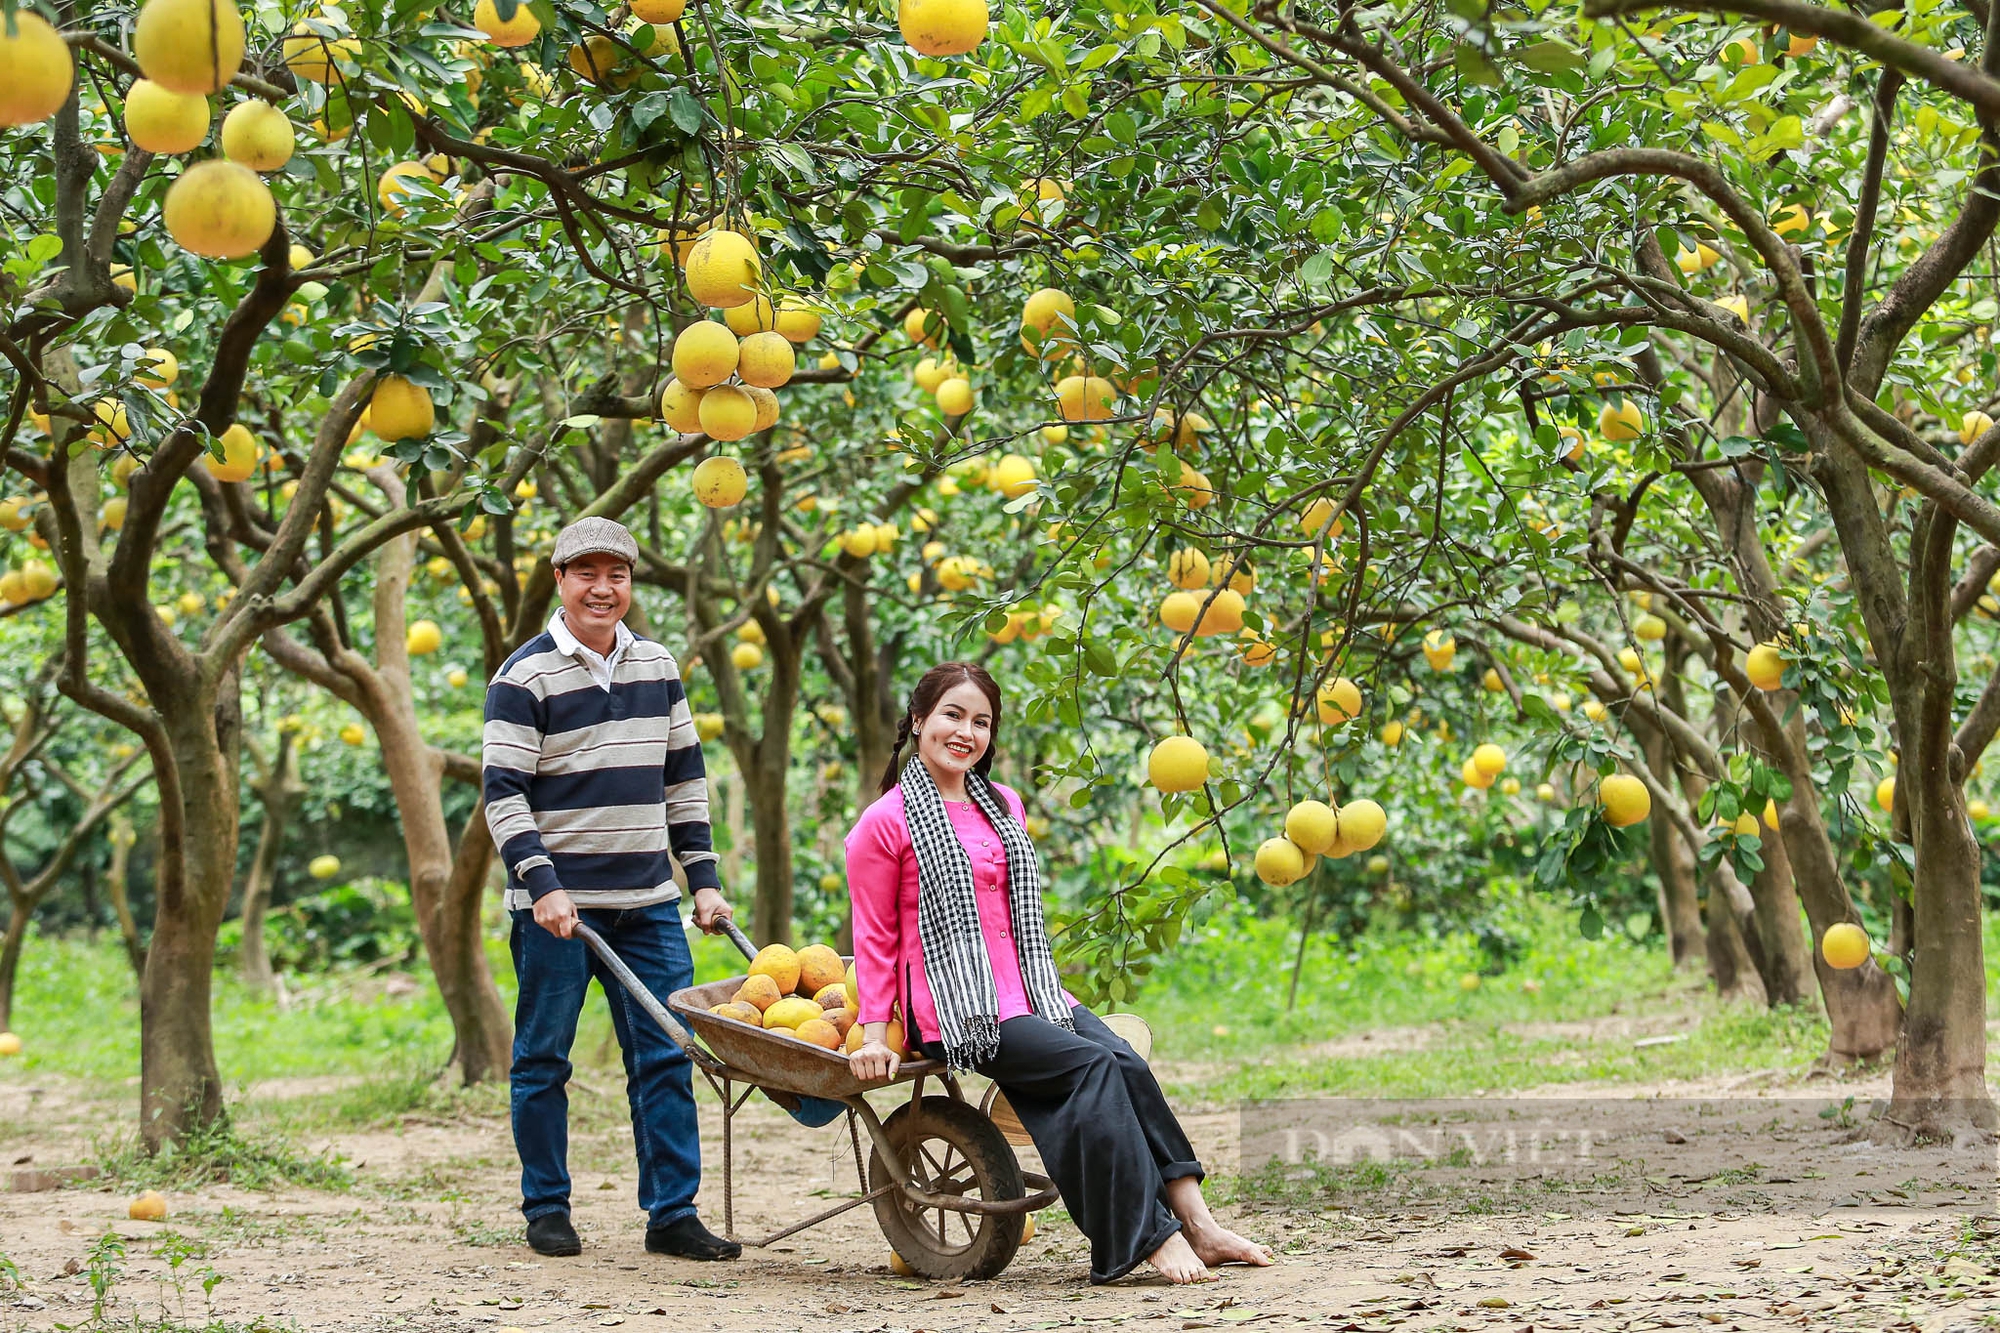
[848,1038,901,1083]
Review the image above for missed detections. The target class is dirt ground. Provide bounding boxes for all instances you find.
[3,1060,1998,1333]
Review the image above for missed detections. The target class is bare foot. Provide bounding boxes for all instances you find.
[1146,1232,1214,1284]
[1184,1219,1276,1268]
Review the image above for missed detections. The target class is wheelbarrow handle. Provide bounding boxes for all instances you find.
[572,921,723,1074]
[715,915,758,962]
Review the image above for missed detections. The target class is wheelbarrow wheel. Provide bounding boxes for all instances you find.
[868,1095,1026,1281]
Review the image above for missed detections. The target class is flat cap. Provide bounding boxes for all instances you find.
[552,516,638,569]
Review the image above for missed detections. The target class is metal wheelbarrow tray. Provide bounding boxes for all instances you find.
[577,918,1058,1280]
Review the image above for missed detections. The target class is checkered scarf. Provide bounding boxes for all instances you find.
[900,757,1074,1071]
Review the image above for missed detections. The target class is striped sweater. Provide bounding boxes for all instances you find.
[483,615,721,911]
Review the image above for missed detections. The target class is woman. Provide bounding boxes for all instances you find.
[845,662,1272,1285]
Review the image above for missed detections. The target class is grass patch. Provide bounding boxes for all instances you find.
[93,1116,352,1193]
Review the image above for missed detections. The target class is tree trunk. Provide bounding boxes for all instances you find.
[0,897,29,1032]
[107,816,145,978]
[1745,825,1815,1008]
[141,695,243,1149]
[1641,730,1705,969]
[238,733,299,992]
[366,532,511,1084]
[746,758,794,945]
[1703,879,1768,1005]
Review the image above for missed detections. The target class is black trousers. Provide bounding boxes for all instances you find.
[927,1004,1205,1283]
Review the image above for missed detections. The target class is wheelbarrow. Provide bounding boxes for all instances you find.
[574,917,1059,1280]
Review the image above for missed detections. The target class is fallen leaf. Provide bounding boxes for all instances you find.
[991,1304,1008,1314]
[1476,1297,1511,1309]
[826,1303,851,1314]
[932,1288,966,1299]
[1663,1129,1687,1144]
[598,1317,625,1327]
[1499,1246,1535,1262]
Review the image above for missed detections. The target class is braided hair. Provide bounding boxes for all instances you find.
[878,661,1004,794]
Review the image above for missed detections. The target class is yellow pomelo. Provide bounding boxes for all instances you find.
[1054,375,1115,423]
[692,455,747,507]
[631,0,687,21]
[447,668,469,688]
[737,331,795,388]
[0,12,72,127]
[749,943,802,995]
[1316,677,1362,726]
[935,377,975,416]
[1961,411,1994,445]
[0,571,26,605]
[673,320,739,388]
[905,307,941,346]
[219,99,293,170]
[1772,203,1809,236]
[1875,776,1895,813]
[1284,800,1338,856]
[126,79,212,154]
[724,295,777,335]
[1675,241,1719,275]
[137,347,179,389]
[370,375,434,441]
[163,160,274,258]
[990,454,1036,498]
[309,853,341,879]
[567,35,635,88]
[1254,837,1307,887]
[101,496,128,531]
[379,159,436,215]
[1472,743,1506,778]
[1379,719,1404,747]
[473,0,540,46]
[1633,613,1667,642]
[1820,922,1870,970]
[1745,641,1784,691]
[283,23,359,82]
[1422,629,1455,671]
[683,230,761,308]
[659,379,705,433]
[1238,631,1276,666]
[1482,668,1504,693]
[1335,799,1386,851]
[774,303,821,342]
[698,385,757,442]
[1461,757,1494,790]
[19,560,55,600]
[1598,398,1643,441]
[406,619,442,655]
[841,526,879,559]
[899,0,989,56]
[128,1190,168,1221]
[1020,287,1076,349]
[203,423,259,482]
[743,385,780,432]
[0,1031,20,1056]
[1194,588,1244,636]
[1599,774,1651,826]
[763,996,822,1031]
[797,944,844,996]
[1159,591,1199,634]
[1147,735,1208,793]
[1167,547,1209,590]
[135,0,245,95]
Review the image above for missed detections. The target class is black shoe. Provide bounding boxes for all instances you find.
[526,1212,582,1257]
[645,1215,742,1261]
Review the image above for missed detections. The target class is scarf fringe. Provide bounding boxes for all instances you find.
[941,1013,1002,1074]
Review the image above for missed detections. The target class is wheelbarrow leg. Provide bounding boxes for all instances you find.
[722,1074,733,1241]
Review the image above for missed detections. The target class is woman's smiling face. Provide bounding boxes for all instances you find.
[916,680,994,783]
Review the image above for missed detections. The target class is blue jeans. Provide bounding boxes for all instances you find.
[509,899,700,1229]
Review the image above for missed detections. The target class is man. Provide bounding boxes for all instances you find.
[483,516,741,1262]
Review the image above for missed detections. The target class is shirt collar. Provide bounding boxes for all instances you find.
[548,609,633,662]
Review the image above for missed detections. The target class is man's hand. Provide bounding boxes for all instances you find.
[691,886,733,934]
[534,888,580,939]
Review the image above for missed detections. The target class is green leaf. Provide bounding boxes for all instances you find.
[668,87,704,136]
[1518,40,1586,73]
[1578,906,1604,940]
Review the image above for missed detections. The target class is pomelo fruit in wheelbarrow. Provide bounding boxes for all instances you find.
[843,1018,906,1056]
[749,943,801,995]
[845,962,858,1005]
[796,943,845,996]
[709,1001,763,1026]
[813,982,848,1009]
[828,1008,857,1039]
[733,974,783,1012]
[764,997,823,1031]
[794,1018,842,1050]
